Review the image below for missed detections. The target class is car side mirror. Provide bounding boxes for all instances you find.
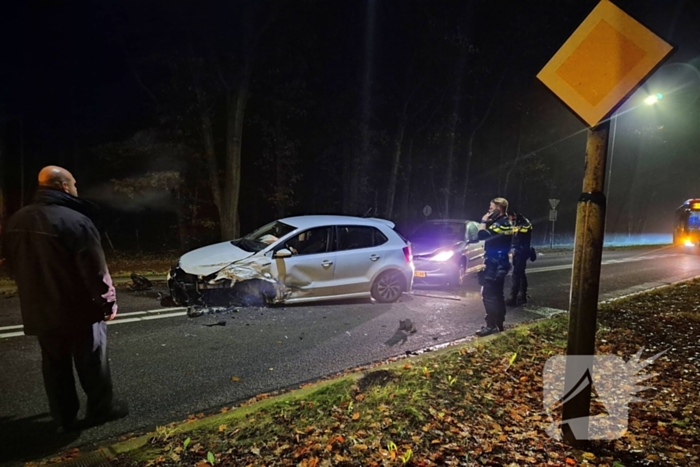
[274,248,293,258]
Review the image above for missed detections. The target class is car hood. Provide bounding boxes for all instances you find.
[179,241,255,276]
[409,237,460,256]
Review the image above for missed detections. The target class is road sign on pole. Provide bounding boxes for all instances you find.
[536,0,672,128]
[537,0,673,446]
[549,199,560,210]
[422,205,432,220]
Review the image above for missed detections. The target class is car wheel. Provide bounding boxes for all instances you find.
[447,259,467,289]
[457,259,467,286]
[371,270,405,303]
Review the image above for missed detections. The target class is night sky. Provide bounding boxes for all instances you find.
[1,0,699,251]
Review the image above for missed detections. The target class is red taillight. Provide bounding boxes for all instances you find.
[403,244,413,263]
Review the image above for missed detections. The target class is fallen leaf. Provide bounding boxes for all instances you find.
[352,412,360,420]
[231,376,241,382]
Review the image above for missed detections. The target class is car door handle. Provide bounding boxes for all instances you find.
[369,254,380,261]
[322,260,334,267]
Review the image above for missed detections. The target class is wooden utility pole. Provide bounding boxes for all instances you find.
[561,119,610,445]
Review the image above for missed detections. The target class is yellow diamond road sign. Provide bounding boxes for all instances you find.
[537,0,673,127]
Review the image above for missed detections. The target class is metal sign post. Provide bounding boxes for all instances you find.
[422,205,432,222]
[537,0,672,446]
[549,199,560,248]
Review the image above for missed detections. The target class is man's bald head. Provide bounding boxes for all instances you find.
[38,166,78,197]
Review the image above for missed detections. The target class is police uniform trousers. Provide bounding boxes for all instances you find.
[481,253,511,330]
[36,321,114,427]
[510,249,529,299]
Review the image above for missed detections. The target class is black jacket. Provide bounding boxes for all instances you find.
[478,213,513,257]
[512,215,533,251]
[4,188,117,335]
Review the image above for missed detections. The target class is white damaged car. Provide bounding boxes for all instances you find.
[167,215,414,307]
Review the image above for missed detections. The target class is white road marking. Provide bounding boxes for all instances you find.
[0,308,187,339]
[528,253,686,274]
[0,331,26,339]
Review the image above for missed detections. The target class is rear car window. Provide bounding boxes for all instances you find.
[337,226,388,250]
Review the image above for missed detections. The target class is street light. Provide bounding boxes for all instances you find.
[605,92,663,238]
[644,93,663,105]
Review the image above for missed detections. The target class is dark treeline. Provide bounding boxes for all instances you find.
[1,0,698,254]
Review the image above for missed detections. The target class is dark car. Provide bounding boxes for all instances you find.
[407,219,485,288]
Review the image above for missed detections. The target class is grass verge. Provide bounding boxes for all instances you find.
[0,252,177,289]
[37,278,700,467]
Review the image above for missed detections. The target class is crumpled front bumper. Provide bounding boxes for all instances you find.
[167,261,291,308]
[167,265,201,306]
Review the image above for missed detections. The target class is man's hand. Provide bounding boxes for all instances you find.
[481,212,491,222]
[105,304,118,321]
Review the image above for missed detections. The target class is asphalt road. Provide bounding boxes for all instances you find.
[1,245,698,465]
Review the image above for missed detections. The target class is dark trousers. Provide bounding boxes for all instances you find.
[510,250,528,298]
[481,255,510,330]
[37,321,114,427]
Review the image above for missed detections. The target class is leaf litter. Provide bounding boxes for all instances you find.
[78,280,700,465]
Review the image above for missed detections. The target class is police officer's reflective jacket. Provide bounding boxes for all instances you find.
[477,213,513,257]
[512,215,533,252]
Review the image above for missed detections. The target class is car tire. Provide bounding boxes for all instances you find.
[371,270,405,303]
[447,259,467,289]
[456,259,467,287]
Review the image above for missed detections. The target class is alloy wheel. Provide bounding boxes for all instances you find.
[376,272,403,302]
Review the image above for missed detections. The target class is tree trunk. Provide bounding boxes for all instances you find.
[0,125,6,259]
[385,112,407,218]
[201,111,221,212]
[274,115,287,219]
[399,139,414,225]
[220,77,250,241]
[459,71,504,214]
[517,170,524,210]
[503,128,522,198]
[343,139,360,214]
[443,50,467,219]
[176,187,187,252]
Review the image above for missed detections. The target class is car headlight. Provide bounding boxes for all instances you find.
[684,239,694,247]
[430,250,454,262]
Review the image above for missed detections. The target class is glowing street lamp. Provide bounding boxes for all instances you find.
[644,93,663,105]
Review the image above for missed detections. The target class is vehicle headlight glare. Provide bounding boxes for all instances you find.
[430,250,454,262]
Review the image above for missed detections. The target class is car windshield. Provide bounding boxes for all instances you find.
[410,222,465,241]
[231,221,296,252]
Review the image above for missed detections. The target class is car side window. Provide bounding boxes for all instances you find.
[466,221,479,242]
[337,226,387,251]
[285,227,332,256]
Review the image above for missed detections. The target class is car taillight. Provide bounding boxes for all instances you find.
[403,245,413,263]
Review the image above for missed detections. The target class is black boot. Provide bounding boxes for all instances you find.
[517,294,528,305]
[505,294,517,306]
[476,325,500,337]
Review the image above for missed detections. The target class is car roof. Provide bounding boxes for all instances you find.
[422,218,476,224]
[279,215,395,230]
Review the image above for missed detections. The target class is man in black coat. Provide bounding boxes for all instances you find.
[475,197,513,336]
[4,166,128,431]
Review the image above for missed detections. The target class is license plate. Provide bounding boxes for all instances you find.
[414,271,426,278]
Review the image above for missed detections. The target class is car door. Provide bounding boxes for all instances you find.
[332,225,389,295]
[465,221,486,273]
[269,226,337,299]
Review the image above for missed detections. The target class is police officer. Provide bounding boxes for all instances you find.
[475,197,513,336]
[507,211,533,306]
